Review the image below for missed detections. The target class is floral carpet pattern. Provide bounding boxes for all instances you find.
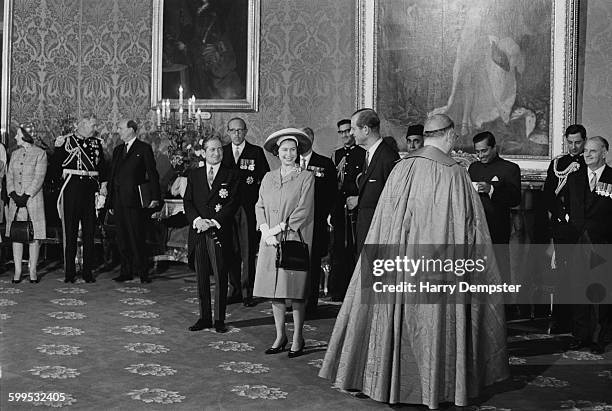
[0,266,610,410]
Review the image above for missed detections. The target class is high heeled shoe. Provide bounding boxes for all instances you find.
[29,278,40,283]
[264,335,288,354]
[11,277,22,284]
[288,338,305,358]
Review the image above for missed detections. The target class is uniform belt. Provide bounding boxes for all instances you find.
[63,169,99,177]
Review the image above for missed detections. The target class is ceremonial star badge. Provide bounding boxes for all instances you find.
[246,176,254,185]
[219,188,228,198]
[215,204,222,212]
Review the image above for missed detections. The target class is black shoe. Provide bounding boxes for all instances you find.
[288,338,305,358]
[64,277,76,283]
[265,335,288,354]
[243,298,257,307]
[569,339,590,350]
[112,275,132,282]
[84,277,96,283]
[29,278,40,284]
[214,321,228,333]
[330,295,344,302]
[591,343,606,355]
[227,295,242,304]
[189,319,212,331]
[11,277,22,284]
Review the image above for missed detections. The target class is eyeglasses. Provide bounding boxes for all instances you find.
[228,128,246,133]
[337,129,351,134]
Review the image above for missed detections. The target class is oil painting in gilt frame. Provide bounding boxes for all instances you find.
[151,0,260,111]
[357,0,579,175]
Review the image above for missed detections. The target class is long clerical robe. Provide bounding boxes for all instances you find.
[319,145,509,409]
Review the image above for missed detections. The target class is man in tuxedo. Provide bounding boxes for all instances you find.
[184,136,239,333]
[298,127,337,314]
[565,136,612,354]
[542,124,586,334]
[346,109,399,254]
[221,117,269,306]
[330,119,366,301]
[106,120,160,283]
[468,131,521,282]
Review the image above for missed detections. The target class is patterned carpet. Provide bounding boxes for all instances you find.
[0,263,610,410]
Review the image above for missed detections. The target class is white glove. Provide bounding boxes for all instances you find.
[268,224,283,237]
[54,134,68,147]
[279,222,287,231]
[259,223,271,239]
[265,236,279,246]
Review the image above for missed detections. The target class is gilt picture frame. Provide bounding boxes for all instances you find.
[356,0,579,176]
[1,0,13,143]
[151,0,260,112]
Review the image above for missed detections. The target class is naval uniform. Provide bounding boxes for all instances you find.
[54,133,107,282]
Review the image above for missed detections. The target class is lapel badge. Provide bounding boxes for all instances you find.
[246,176,254,185]
[219,188,229,199]
[215,204,222,212]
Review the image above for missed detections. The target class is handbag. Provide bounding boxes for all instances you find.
[10,206,34,243]
[276,219,310,271]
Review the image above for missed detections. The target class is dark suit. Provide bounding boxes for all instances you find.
[183,164,239,324]
[566,165,612,345]
[356,139,399,253]
[330,144,366,298]
[468,155,521,283]
[221,141,269,300]
[298,152,337,311]
[107,139,161,280]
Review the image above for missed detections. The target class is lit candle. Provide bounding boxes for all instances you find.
[179,106,183,127]
[191,95,196,118]
[178,85,183,109]
[196,108,201,127]
[156,107,161,126]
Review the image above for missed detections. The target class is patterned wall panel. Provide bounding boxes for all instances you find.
[10,0,355,159]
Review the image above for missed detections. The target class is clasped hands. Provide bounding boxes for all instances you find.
[194,218,216,233]
[260,222,287,246]
[9,191,30,207]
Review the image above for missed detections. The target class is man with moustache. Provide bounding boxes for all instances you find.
[54,115,107,283]
[542,124,587,334]
[106,120,160,284]
[298,127,337,315]
[565,136,612,354]
[468,131,521,283]
[184,135,239,333]
[329,119,366,301]
[404,124,424,154]
[345,109,399,254]
[221,117,269,306]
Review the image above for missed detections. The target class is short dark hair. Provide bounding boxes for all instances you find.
[227,117,247,130]
[19,127,34,144]
[588,136,609,151]
[127,120,138,133]
[352,108,380,132]
[565,124,586,140]
[473,131,496,147]
[337,119,351,128]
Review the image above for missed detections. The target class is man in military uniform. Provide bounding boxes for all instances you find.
[329,118,366,301]
[54,115,107,283]
[542,123,586,335]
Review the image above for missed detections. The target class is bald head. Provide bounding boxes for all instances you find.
[422,114,456,154]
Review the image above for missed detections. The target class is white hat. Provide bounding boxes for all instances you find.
[263,127,312,154]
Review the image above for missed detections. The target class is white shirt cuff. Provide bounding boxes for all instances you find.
[210,219,220,229]
[488,185,494,197]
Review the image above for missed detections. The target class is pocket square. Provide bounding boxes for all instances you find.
[368,179,377,182]
[491,176,499,182]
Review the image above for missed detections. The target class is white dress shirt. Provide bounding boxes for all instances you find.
[193,162,222,231]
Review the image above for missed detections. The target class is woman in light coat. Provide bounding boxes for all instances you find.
[253,128,314,358]
[6,127,47,283]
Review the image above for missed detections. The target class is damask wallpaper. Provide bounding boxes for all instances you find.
[9,0,355,163]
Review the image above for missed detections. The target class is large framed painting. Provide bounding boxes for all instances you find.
[357,0,579,175]
[1,0,13,143]
[151,0,260,111]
